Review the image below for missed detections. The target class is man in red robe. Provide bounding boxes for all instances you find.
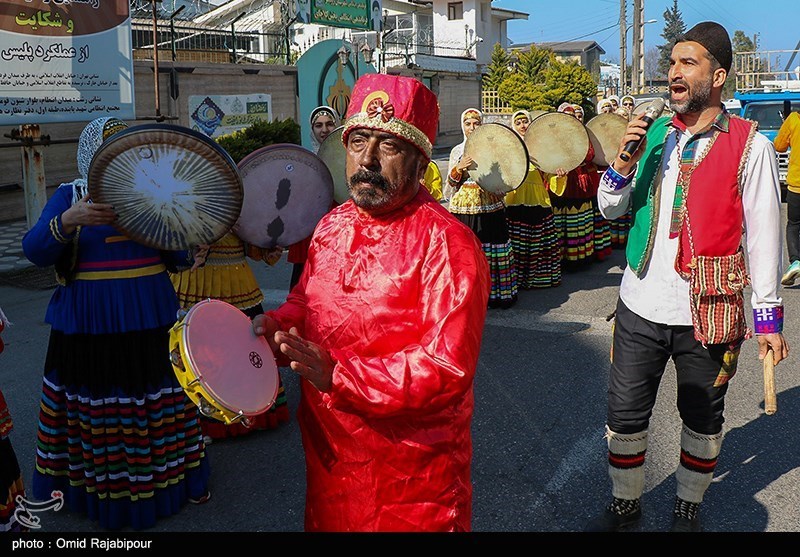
[253,74,491,532]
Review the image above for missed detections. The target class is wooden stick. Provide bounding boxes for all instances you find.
[763,348,777,415]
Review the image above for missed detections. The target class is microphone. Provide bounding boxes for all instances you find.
[619,97,667,162]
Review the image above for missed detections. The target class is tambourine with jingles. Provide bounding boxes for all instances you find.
[462,122,530,195]
[524,112,591,174]
[88,124,243,251]
[168,299,280,426]
[233,144,334,249]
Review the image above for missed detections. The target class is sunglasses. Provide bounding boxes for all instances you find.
[623,102,634,106]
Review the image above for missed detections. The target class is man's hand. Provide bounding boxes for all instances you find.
[191,244,210,271]
[253,314,281,356]
[612,116,650,176]
[757,333,789,366]
[274,327,334,393]
[60,193,117,233]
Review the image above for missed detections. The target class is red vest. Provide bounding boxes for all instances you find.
[675,116,757,277]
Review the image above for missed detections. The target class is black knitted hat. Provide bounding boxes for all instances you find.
[677,21,732,72]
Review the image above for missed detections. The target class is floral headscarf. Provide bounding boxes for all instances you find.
[71,117,128,204]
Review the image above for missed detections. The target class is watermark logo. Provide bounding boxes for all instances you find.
[13,490,64,529]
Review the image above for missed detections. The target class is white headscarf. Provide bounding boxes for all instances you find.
[448,108,482,174]
[70,117,128,205]
[309,105,340,153]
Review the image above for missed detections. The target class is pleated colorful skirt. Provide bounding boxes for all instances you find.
[550,196,595,271]
[32,327,211,531]
[506,205,561,289]
[1,390,26,532]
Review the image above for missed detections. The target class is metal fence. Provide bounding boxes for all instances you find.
[130,17,290,65]
[735,49,800,91]
[481,90,513,115]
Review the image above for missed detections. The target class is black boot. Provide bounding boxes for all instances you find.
[584,498,642,532]
[670,514,702,532]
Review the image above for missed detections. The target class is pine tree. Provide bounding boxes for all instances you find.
[656,0,686,77]
[483,43,512,91]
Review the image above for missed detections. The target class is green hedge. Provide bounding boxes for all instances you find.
[215,118,301,164]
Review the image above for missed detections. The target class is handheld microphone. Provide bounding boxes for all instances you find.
[619,97,667,162]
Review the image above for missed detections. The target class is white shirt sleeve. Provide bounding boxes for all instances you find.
[742,133,784,311]
[597,166,635,220]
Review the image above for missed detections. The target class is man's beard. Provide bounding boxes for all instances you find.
[348,169,397,210]
[669,74,713,114]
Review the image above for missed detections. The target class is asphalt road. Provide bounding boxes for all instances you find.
[1,202,799,540]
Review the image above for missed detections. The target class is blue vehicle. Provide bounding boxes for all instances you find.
[734,89,800,192]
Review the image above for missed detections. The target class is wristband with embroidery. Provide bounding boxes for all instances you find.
[49,214,75,244]
[753,306,784,334]
[602,164,635,191]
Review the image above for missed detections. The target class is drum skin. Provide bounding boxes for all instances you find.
[317,126,350,204]
[524,112,590,174]
[585,113,629,167]
[168,299,279,425]
[88,124,243,251]
[463,122,530,195]
[233,144,334,248]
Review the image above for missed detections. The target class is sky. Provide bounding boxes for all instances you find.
[492,0,798,64]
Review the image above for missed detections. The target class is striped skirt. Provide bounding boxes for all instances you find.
[32,327,211,531]
[609,208,632,248]
[551,197,595,270]
[453,208,518,308]
[506,205,561,289]
[592,199,613,262]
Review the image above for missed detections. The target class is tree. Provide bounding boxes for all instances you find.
[514,45,553,84]
[732,30,757,53]
[656,0,686,76]
[543,59,598,114]
[644,46,662,86]
[497,73,547,111]
[483,43,512,91]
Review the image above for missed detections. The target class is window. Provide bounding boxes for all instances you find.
[448,2,463,20]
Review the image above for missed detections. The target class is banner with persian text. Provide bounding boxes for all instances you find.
[0,0,135,125]
[297,0,382,32]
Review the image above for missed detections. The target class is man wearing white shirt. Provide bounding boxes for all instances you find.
[585,21,789,533]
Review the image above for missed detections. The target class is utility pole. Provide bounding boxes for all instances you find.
[631,0,644,94]
[619,0,627,96]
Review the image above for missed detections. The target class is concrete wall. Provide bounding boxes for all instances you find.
[0,58,476,223]
[0,60,298,223]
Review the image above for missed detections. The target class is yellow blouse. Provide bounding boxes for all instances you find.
[504,162,566,207]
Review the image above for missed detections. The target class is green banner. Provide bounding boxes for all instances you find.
[308,0,381,31]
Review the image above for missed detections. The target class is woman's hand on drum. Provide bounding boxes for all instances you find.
[191,244,210,271]
[274,327,334,393]
[456,155,474,173]
[60,193,117,234]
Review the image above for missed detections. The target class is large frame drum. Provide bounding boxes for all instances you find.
[88,124,243,251]
[233,144,334,248]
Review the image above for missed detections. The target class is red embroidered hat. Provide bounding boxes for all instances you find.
[342,73,439,159]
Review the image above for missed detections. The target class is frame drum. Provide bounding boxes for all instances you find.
[585,113,629,167]
[88,124,243,251]
[233,144,334,248]
[317,126,350,204]
[463,122,530,195]
[524,112,590,174]
[169,299,279,426]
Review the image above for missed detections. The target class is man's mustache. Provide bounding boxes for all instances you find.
[349,169,390,190]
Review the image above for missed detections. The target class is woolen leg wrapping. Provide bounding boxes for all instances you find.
[675,424,724,504]
[606,426,648,501]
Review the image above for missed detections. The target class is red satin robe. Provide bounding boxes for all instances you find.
[269,187,490,532]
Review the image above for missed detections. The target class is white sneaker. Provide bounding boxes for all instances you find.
[781,260,800,286]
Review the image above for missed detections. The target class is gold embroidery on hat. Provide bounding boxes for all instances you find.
[361,91,390,114]
[342,113,433,158]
